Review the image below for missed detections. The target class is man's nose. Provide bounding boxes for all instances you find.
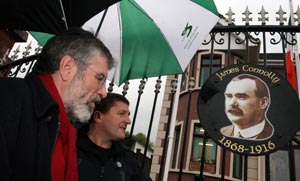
[96,85,107,98]
[125,116,131,124]
[229,97,238,106]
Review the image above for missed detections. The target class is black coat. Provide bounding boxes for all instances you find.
[0,73,59,181]
[77,125,152,181]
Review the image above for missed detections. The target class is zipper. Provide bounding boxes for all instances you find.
[99,166,104,179]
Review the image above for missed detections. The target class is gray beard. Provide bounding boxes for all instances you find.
[63,74,101,124]
[65,103,92,124]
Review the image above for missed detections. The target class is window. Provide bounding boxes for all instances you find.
[270,150,290,181]
[190,124,217,174]
[199,54,222,87]
[233,153,243,179]
[180,69,188,92]
[171,125,181,168]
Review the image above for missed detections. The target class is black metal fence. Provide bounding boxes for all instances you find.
[1,6,300,181]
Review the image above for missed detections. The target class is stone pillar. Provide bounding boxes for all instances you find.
[150,75,175,181]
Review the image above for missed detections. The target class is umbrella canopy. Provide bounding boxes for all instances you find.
[0,0,119,34]
[4,0,219,86]
[82,0,219,85]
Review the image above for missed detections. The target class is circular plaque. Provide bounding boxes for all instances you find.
[197,64,300,156]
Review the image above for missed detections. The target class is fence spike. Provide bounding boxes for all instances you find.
[138,78,146,94]
[242,6,253,25]
[155,77,162,94]
[295,6,300,25]
[225,7,235,25]
[276,5,287,25]
[258,6,269,25]
[122,81,130,96]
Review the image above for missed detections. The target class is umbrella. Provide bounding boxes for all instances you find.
[82,0,220,85]
[0,0,119,34]
[8,0,220,86]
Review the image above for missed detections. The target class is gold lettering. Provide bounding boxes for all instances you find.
[216,72,223,80]
[216,67,240,80]
[242,65,281,83]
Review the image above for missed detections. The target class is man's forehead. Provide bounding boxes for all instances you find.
[89,56,109,74]
[225,78,256,93]
[111,101,130,110]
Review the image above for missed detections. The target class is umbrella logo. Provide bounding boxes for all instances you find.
[181,23,193,38]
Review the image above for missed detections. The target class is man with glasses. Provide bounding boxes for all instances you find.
[0,28,113,181]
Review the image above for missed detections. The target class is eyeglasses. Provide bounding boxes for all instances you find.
[87,67,107,88]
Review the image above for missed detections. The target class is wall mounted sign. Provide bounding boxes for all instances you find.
[197,64,300,156]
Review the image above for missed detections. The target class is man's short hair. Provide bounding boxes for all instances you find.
[95,93,129,114]
[32,28,114,74]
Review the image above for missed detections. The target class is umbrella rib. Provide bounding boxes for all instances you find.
[95,8,109,37]
[128,0,153,21]
[59,0,69,30]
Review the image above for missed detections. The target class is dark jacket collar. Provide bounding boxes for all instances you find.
[77,124,125,158]
[25,72,58,119]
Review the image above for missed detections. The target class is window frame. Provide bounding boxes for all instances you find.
[189,123,217,174]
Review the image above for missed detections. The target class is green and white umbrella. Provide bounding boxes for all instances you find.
[28,0,219,85]
[82,0,219,85]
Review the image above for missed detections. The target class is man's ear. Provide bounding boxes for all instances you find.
[93,111,102,123]
[260,97,269,109]
[59,55,77,82]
